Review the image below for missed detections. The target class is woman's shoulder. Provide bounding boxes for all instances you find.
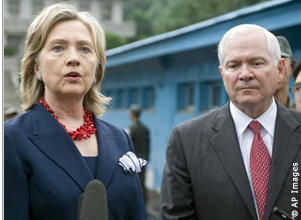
[95,119,133,152]
[94,118,128,138]
[4,111,32,132]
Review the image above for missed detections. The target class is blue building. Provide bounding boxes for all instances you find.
[101,0,301,190]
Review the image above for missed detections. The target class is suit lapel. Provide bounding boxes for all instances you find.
[28,103,93,191]
[210,104,258,220]
[94,118,118,187]
[264,104,301,220]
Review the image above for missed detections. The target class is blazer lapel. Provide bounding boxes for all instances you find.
[94,118,118,187]
[264,104,301,220]
[28,103,93,192]
[210,103,257,220]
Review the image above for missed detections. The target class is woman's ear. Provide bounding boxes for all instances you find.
[34,63,39,75]
[34,57,40,75]
[34,58,43,81]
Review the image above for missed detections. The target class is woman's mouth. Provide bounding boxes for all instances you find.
[65,71,81,81]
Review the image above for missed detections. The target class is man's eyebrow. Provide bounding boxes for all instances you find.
[249,56,267,61]
[225,59,239,64]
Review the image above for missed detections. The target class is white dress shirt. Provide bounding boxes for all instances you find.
[229,99,277,220]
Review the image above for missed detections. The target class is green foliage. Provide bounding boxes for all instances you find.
[129,9,153,41]
[4,45,16,56]
[125,0,270,43]
[106,33,127,50]
[124,0,152,19]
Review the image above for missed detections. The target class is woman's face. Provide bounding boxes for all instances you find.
[35,20,98,101]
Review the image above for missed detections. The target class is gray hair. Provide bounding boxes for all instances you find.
[218,24,281,65]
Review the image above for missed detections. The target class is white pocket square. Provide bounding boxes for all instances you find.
[118,151,147,174]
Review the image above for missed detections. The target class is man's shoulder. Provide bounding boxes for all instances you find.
[176,106,226,132]
[275,104,301,135]
[278,102,301,120]
[138,122,149,131]
[131,121,149,132]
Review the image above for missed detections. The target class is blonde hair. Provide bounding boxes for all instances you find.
[20,2,110,116]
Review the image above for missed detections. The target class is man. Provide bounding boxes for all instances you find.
[293,60,301,112]
[160,24,301,220]
[274,36,295,108]
[129,104,150,205]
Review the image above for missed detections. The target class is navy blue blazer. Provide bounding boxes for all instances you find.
[5,103,147,220]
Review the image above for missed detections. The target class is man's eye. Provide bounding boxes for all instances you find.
[227,64,237,69]
[52,45,63,52]
[253,62,263,67]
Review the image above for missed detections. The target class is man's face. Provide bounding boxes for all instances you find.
[130,111,137,122]
[295,71,301,112]
[277,57,293,89]
[219,30,284,117]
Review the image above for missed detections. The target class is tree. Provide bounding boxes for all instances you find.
[125,0,270,39]
[129,9,153,41]
[106,33,126,50]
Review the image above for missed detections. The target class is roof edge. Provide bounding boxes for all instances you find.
[106,0,293,57]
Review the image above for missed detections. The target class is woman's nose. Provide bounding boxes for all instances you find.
[66,49,80,66]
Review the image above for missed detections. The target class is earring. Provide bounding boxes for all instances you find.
[36,74,43,81]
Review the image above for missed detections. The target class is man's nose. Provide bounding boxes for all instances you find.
[239,64,253,81]
[66,48,80,66]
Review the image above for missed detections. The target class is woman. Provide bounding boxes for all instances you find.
[4,3,147,220]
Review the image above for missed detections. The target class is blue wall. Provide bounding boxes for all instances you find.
[101,0,301,189]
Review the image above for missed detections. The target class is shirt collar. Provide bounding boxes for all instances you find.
[230,98,277,138]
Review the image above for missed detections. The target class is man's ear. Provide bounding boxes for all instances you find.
[219,66,224,80]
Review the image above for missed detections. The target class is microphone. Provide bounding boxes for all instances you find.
[78,180,108,220]
[273,207,295,220]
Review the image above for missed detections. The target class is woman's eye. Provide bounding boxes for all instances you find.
[80,46,91,53]
[52,45,63,52]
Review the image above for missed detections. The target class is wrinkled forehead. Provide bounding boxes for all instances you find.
[221,28,269,62]
[223,27,266,48]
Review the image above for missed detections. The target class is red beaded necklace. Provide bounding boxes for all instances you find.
[39,97,96,141]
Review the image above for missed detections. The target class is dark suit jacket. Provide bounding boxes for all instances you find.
[5,103,147,220]
[161,102,301,220]
[129,121,150,160]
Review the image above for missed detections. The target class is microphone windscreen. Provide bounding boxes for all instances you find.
[78,180,108,220]
[273,206,295,220]
[77,193,83,218]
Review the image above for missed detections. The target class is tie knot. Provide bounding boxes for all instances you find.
[249,120,261,135]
